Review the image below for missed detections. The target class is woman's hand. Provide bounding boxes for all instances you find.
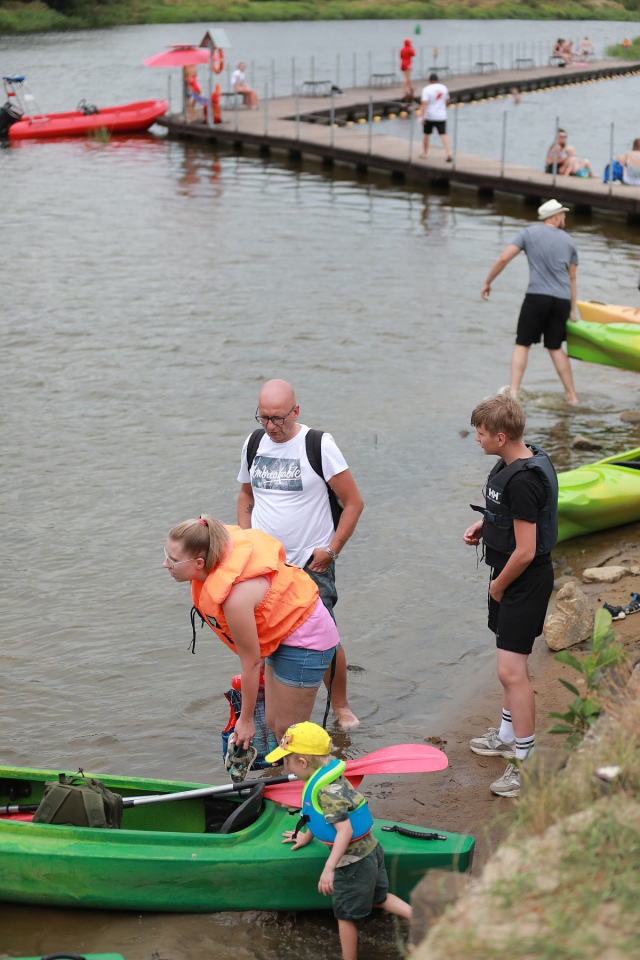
[232,717,256,751]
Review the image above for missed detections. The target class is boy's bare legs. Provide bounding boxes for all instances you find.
[337,919,359,960]
[421,132,430,158]
[509,344,530,398]
[374,893,413,920]
[548,347,579,404]
[441,132,453,161]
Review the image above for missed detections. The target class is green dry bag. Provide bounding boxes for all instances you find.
[32,770,123,828]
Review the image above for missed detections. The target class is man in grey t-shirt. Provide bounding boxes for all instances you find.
[481,199,579,405]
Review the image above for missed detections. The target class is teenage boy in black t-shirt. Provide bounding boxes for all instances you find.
[463,395,557,797]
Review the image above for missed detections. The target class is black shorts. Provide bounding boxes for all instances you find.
[516,293,571,350]
[488,561,554,656]
[423,119,446,135]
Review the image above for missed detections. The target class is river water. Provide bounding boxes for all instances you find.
[1,17,640,960]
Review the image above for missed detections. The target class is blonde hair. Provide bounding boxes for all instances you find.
[296,753,331,769]
[167,515,231,571]
[470,395,526,440]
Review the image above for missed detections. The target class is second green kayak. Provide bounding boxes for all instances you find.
[567,301,640,372]
[558,446,640,542]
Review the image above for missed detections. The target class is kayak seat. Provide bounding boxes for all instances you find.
[203,782,265,834]
[219,781,265,834]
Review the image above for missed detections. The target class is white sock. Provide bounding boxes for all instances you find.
[515,734,535,761]
[499,710,515,744]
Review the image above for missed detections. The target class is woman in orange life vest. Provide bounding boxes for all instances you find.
[164,516,340,749]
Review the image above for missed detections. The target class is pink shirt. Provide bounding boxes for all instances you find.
[281,599,339,651]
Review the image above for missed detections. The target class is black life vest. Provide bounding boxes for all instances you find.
[471,443,558,560]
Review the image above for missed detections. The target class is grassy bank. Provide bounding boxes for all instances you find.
[2,0,640,35]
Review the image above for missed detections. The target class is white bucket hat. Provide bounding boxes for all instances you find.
[538,199,570,220]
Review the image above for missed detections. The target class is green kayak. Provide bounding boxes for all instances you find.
[567,302,640,372]
[0,765,474,913]
[558,446,640,543]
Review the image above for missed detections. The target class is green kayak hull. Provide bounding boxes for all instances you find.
[566,316,640,372]
[558,446,640,542]
[0,765,474,913]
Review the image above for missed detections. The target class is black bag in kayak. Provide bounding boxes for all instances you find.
[32,770,123,828]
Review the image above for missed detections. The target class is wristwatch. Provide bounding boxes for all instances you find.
[324,547,338,562]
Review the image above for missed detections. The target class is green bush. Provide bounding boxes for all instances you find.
[548,608,628,748]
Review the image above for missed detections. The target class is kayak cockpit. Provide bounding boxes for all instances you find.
[1,775,269,836]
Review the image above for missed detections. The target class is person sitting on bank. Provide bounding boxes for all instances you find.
[560,39,574,65]
[270,722,412,960]
[622,137,640,185]
[231,61,258,109]
[545,128,568,173]
[551,38,567,65]
[560,146,596,178]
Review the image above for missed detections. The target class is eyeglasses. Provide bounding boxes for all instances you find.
[164,547,198,569]
[254,404,296,427]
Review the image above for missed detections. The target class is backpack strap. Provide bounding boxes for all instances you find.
[246,428,266,471]
[306,429,343,531]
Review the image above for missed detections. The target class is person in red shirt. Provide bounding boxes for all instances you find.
[399,39,416,97]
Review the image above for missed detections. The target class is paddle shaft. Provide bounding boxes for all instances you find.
[0,775,295,815]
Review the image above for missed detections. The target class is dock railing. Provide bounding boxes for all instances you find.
[238,39,602,99]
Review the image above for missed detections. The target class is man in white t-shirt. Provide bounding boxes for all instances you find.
[419,72,452,162]
[237,379,364,729]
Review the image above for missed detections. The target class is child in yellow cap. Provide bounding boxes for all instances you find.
[266,721,412,960]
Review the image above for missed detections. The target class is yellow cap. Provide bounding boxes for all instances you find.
[265,721,332,763]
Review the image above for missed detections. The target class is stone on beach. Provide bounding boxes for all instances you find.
[571,434,605,451]
[582,566,630,584]
[544,581,593,651]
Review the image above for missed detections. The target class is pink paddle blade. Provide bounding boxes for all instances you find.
[263,743,447,806]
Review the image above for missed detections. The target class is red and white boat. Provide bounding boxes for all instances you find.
[1,76,167,140]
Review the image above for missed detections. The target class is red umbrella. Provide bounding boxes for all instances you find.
[143,46,212,68]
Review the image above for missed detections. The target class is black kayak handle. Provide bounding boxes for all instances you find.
[381,824,447,841]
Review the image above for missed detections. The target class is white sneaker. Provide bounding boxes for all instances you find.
[490,762,521,797]
[470,727,516,758]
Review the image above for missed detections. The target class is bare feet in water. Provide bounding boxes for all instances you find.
[334,707,360,730]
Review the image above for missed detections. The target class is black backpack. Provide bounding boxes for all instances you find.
[32,771,123,829]
[246,427,343,530]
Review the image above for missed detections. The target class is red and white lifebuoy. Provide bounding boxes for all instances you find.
[212,49,225,74]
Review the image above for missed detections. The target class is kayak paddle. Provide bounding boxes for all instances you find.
[0,744,447,815]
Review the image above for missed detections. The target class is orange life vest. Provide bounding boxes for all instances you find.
[191,526,319,657]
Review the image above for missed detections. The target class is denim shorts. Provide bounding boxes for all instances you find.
[265,643,339,688]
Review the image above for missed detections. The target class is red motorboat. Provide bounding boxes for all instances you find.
[1,76,167,140]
